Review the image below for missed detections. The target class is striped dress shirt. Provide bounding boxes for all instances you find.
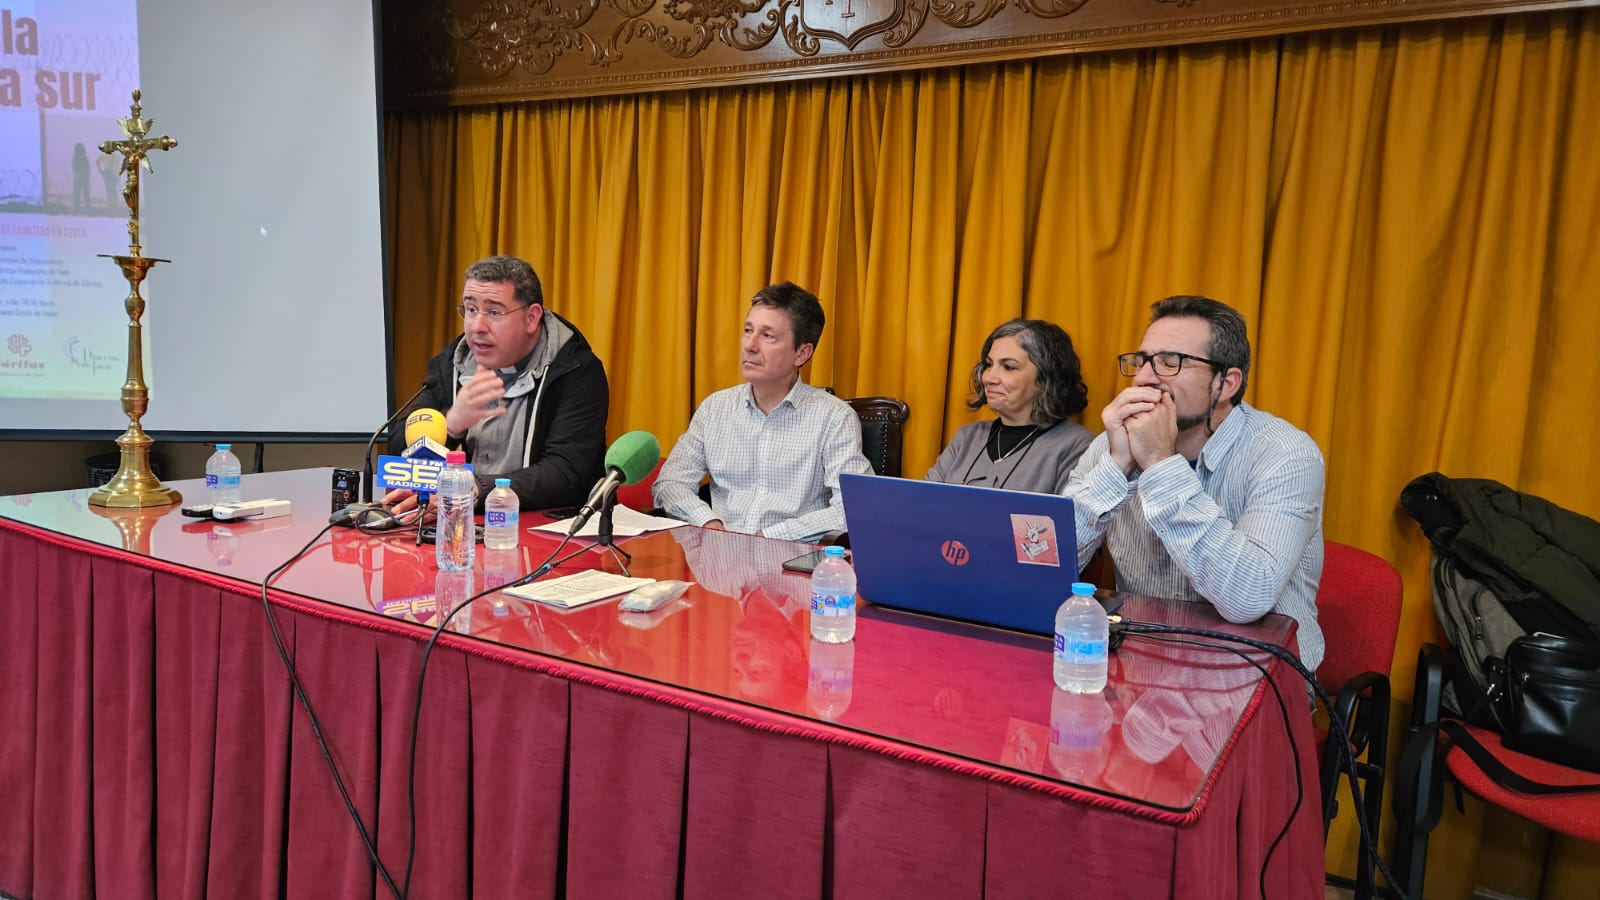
[1063,402,1326,672]
[654,380,873,543]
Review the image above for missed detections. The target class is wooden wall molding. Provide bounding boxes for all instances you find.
[382,0,1595,107]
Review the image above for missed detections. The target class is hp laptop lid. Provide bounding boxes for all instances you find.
[840,474,1115,635]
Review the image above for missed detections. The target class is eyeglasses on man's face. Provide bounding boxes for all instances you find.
[1117,350,1218,377]
[456,303,528,323]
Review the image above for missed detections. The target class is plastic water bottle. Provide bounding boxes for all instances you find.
[435,450,477,572]
[809,546,857,643]
[1054,581,1108,693]
[204,443,242,505]
[807,638,855,720]
[484,478,520,550]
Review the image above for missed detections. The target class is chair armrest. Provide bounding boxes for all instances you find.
[1333,671,1391,758]
[1411,643,1445,729]
[1393,720,1445,832]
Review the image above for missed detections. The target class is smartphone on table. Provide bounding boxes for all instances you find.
[781,548,849,574]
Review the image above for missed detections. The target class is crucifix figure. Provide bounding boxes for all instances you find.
[99,89,178,256]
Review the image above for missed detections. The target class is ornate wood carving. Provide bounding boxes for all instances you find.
[383,0,1597,106]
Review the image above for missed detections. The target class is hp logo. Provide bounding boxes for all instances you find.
[941,540,970,566]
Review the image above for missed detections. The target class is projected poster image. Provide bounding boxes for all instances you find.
[0,0,141,401]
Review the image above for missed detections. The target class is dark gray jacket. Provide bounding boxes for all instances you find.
[1401,472,1600,641]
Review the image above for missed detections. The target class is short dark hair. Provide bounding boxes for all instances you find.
[1150,295,1250,405]
[967,318,1090,425]
[751,282,825,350]
[464,256,544,310]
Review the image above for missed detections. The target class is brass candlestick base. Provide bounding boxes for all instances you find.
[89,253,180,508]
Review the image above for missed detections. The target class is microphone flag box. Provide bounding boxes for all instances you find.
[375,449,469,494]
[404,434,449,462]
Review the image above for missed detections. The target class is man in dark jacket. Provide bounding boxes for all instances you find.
[385,256,608,511]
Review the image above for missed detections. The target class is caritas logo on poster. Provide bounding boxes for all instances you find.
[3,333,44,369]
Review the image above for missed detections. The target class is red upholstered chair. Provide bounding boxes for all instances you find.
[1390,642,1600,899]
[615,459,663,511]
[1314,540,1403,899]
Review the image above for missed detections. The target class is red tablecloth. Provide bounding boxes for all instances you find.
[0,488,1322,899]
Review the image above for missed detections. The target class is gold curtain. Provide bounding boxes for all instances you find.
[385,10,1600,895]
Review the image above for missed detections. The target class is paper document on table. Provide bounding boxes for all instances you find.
[533,504,688,538]
[502,570,655,609]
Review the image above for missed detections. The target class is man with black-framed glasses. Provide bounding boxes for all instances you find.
[1063,295,1326,672]
[385,255,609,512]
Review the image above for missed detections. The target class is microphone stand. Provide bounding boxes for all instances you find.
[589,491,634,576]
[413,492,433,546]
[362,383,430,504]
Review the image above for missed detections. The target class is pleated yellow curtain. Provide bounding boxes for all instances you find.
[384,45,1287,468]
[386,10,1600,895]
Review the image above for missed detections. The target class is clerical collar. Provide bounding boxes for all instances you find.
[496,347,538,386]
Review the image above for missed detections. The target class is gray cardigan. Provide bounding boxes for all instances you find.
[926,419,1094,494]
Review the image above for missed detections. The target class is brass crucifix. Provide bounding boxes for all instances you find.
[88,89,183,508]
[99,89,177,257]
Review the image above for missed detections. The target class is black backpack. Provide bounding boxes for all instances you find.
[1402,474,1600,774]
[1429,554,1598,716]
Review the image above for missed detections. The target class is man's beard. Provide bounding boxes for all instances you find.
[1174,382,1221,432]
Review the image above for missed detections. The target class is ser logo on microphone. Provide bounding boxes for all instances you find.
[377,457,450,492]
[406,408,445,440]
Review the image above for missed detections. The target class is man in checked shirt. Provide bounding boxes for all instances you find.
[1063,296,1326,672]
[654,282,873,543]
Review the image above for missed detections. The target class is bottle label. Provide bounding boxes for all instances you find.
[485,510,518,528]
[811,591,855,617]
[205,474,217,488]
[1054,634,1107,662]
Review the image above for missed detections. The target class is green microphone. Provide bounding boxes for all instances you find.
[567,431,661,536]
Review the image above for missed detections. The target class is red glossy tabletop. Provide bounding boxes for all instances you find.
[3,468,1297,813]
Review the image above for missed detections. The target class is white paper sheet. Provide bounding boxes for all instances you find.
[532,504,689,538]
[502,570,656,609]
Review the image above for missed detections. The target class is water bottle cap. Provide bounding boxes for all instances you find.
[215,443,231,451]
[446,450,467,464]
[824,546,846,557]
[494,478,511,487]
[1071,582,1096,596]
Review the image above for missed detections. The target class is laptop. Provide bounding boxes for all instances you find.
[839,473,1117,635]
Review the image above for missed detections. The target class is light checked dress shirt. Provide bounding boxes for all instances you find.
[654,380,874,543]
[1063,402,1326,671]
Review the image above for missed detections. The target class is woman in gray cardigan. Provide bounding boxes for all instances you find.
[926,319,1092,494]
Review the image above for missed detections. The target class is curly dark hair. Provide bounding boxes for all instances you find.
[966,318,1089,425]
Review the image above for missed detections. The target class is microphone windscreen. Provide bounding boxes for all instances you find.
[603,431,661,485]
[405,408,449,445]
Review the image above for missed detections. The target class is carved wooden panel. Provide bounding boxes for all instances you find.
[382,0,1596,106]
